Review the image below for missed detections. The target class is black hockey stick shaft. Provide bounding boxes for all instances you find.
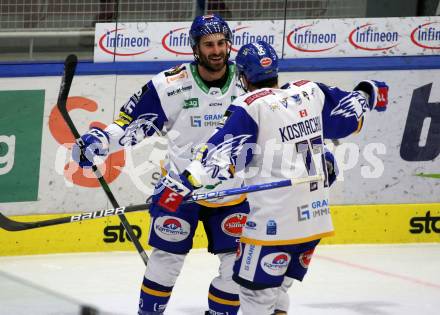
[0,175,323,232]
[56,55,149,265]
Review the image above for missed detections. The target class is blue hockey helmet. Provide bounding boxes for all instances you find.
[235,41,279,84]
[189,14,232,47]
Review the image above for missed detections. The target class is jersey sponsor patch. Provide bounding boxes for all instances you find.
[221,213,247,237]
[293,80,310,87]
[241,244,260,277]
[299,248,315,268]
[244,90,274,105]
[166,84,192,97]
[183,98,199,109]
[260,252,291,276]
[164,65,186,77]
[266,220,277,235]
[166,70,188,83]
[153,216,190,242]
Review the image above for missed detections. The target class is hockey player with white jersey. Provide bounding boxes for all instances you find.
[155,40,389,314]
[72,15,250,315]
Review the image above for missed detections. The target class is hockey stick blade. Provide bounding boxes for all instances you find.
[0,204,148,232]
[0,175,323,232]
[0,213,72,232]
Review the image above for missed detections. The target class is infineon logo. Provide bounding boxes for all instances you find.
[349,24,399,51]
[410,22,440,50]
[162,27,193,55]
[231,26,275,52]
[98,28,151,56]
[286,24,337,52]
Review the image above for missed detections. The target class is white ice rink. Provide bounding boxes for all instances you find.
[1,243,439,315]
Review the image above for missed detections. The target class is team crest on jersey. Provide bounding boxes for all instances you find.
[330,91,368,119]
[244,90,274,105]
[261,252,291,276]
[154,216,190,242]
[299,248,315,268]
[203,134,252,175]
[221,213,247,237]
[119,113,160,146]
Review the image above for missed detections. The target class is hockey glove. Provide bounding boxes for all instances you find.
[149,171,195,216]
[354,80,389,112]
[72,127,110,168]
[324,149,339,187]
[191,144,235,181]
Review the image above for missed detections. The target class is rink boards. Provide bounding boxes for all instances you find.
[0,55,439,256]
[1,203,439,256]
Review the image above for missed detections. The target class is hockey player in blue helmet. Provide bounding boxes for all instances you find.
[72,14,248,315]
[189,14,233,76]
[235,40,279,92]
[158,40,388,314]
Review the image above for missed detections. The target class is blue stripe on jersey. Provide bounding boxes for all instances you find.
[121,80,168,136]
[317,82,366,139]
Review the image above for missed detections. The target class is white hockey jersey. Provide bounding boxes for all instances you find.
[193,79,375,245]
[104,62,246,206]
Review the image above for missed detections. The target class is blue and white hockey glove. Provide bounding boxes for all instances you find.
[354,80,389,112]
[72,127,110,168]
[324,149,339,187]
[149,171,195,216]
[191,144,235,182]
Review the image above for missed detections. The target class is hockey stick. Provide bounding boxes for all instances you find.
[56,54,149,265]
[0,175,322,232]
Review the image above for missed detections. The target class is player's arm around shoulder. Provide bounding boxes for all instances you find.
[316,80,389,139]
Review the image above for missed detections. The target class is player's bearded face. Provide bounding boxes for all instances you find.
[196,33,230,72]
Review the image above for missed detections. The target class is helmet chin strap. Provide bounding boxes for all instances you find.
[239,75,249,93]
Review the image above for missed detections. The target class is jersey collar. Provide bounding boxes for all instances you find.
[190,62,235,95]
